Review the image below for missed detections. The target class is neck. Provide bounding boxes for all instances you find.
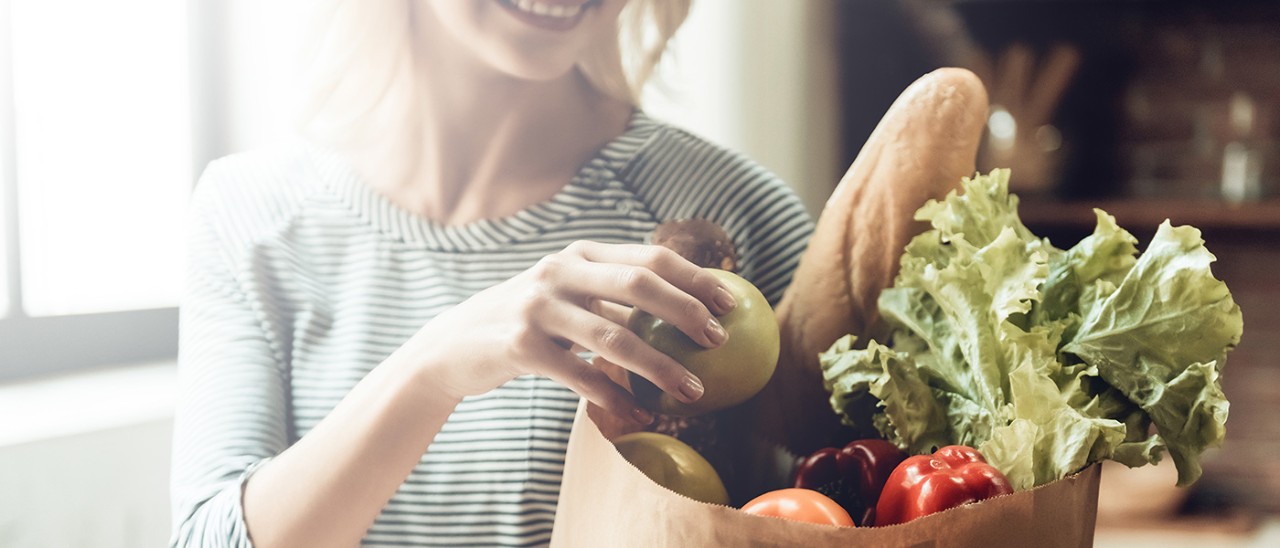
[349,22,632,226]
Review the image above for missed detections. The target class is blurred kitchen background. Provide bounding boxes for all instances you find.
[1,0,1277,546]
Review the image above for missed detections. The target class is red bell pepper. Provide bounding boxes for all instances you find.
[793,439,906,526]
[874,445,1014,526]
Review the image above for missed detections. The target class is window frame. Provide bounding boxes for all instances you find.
[0,310,180,382]
[0,0,227,383]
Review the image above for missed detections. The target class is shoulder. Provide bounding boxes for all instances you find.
[192,142,315,219]
[188,142,319,252]
[618,113,814,241]
[620,116,790,217]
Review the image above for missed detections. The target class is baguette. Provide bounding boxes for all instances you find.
[753,68,990,454]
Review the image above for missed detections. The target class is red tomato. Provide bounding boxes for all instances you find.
[741,488,856,527]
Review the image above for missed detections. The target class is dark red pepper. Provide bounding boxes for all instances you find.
[793,439,906,526]
[874,445,1014,526]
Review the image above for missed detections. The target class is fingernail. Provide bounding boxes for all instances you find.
[713,286,737,313]
[632,407,654,425]
[679,375,705,402]
[704,318,728,346]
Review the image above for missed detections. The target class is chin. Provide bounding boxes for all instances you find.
[491,54,582,82]
[486,0,616,81]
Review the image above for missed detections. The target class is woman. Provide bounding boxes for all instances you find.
[170,0,814,546]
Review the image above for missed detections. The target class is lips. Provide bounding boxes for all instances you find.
[496,0,598,32]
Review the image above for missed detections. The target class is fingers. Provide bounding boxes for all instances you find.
[534,340,654,426]
[590,299,633,327]
[517,240,733,422]
[567,241,737,316]
[591,355,631,391]
[548,301,705,406]
[559,300,656,355]
[555,242,735,349]
[570,260,729,348]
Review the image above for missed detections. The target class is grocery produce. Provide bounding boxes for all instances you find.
[553,69,1125,547]
[612,432,730,506]
[793,439,906,525]
[874,445,1013,526]
[741,488,855,527]
[642,219,737,463]
[629,268,780,416]
[752,67,990,454]
[822,169,1242,490]
[650,219,738,272]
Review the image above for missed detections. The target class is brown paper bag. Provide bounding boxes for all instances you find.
[551,401,1101,548]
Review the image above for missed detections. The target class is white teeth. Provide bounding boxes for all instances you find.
[508,0,582,19]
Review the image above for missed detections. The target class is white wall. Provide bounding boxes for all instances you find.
[0,363,176,548]
[219,0,309,154]
[0,420,174,548]
[645,0,841,216]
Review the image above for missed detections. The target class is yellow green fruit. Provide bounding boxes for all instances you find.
[612,431,730,505]
[628,268,780,416]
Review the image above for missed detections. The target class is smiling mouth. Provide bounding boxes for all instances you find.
[496,0,601,31]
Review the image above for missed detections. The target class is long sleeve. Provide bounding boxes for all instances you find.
[169,165,290,548]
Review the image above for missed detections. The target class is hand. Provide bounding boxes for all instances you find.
[394,241,738,425]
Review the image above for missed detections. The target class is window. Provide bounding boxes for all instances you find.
[0,0,196,381]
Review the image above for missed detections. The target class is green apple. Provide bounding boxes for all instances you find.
[613,431,730,505]
[628,268,780,416]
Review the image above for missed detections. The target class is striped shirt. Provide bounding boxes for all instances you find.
[170,111,815,547]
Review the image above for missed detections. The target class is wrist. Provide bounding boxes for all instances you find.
[381,347,467,408]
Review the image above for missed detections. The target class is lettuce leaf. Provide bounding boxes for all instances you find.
[1034,209,1138,326]
[820,169,1240,489]
[1061,222,1240,485]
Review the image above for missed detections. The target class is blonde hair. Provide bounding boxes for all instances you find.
[298,0,692,146]
[580,0,692,105]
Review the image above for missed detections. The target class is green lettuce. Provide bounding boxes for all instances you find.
[821,169,1241,490]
